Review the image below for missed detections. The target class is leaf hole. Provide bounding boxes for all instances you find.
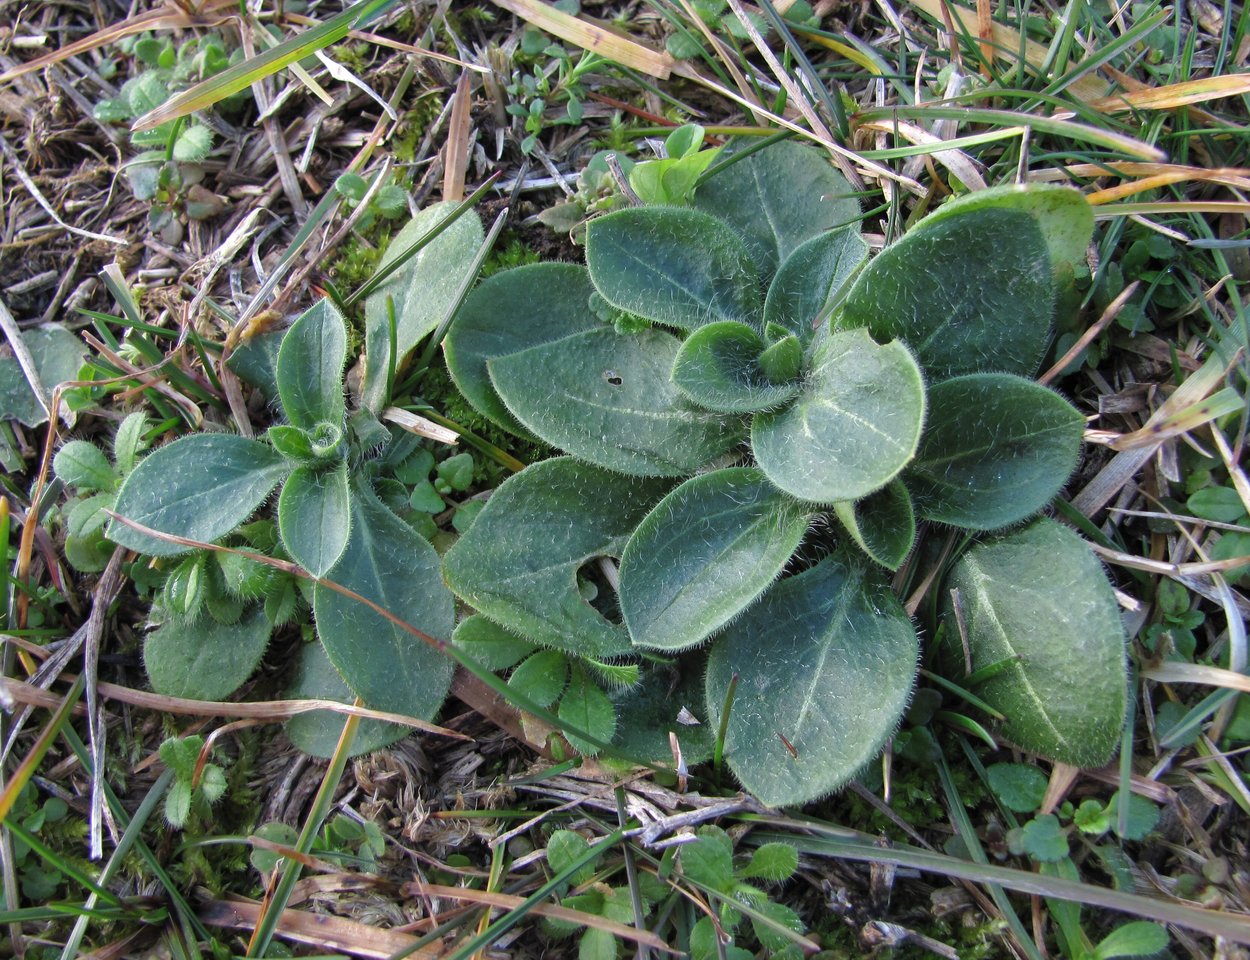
[602,369,623,386]
[576,558,623,625]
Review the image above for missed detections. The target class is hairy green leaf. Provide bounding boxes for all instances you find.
[559,669,616,755]
[113,412,149,475]
[362,202,484,411]
[907,374,1083,530]
[916,183,1093,282]
[620,468,810,651]
[0,325,87,427]
[763,228,868,341]
[278,462,350,578]
[940,519,1127,767]
[442,458,671,658]
[313,483,454,721]
[586,207,761,331]
[752,328,926,503]
[670,321,799,413]
[452,615,536,671]
[490,327,743,477]
[144,606,270,701]
[172,124,213,162]
[54,441,117,493]
[694,139,860,279]
[444,263,604,437]
[276,298,347,430]
[836,204,1055,379]
[833,479,916,570]
[706,551,918,806]
[284,640,406,759]
[108,434,290,556]
[986,762,1048,813]
[508,651,568,708]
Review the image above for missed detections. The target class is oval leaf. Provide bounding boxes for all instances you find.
[453,614,535,671]
[144,607,270,701]
[442,458,672,658]
[833,479,916,571]
[705,551,919,806]
[763,227,868,341]
[490,326,744,477]
[284,640,406,759]
[444,263,603,437]
[276,298,348,430]
[586,207,761,331]
[694,139,860,280]
[671,321,800,413]
[54,441,117,493]
[620,468,810,651]
[313,483,454,721]
[362,202,485,411]
[907,374,1083,530]
[940,518,1127,767]
[836,204,1055,379]
[559,669,616,756]
[278,462,351,578]
[0,325,87,427]
[752,328,926,503]
[916,183,1093,281]
[108,434,290,556]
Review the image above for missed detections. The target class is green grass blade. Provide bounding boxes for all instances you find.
[752,809,1250,946]
[247,712,359,957]
[344,172,501,308]
[132,0,397,132]
[59,767,176,960]
[0,676,83,824]
[429,828,629,960]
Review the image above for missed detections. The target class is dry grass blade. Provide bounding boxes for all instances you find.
[856,118,989,191]
[490,0,674,78]
[671,63,925,193]
[202,897,441,958]
[1032,162,1250,192]
[1109,386,1244,450]
[383,407,460,445]
[763,826,1250,945]
[0,674,468,739]
[1086,171,1248,205]
[443,72,474,203]
[1093,200,1250,217]
[0,0,238,85]
[854,105,1167,161]
[1072,349,1236,516]
[1091,73,1250,112]
[408,883,678,952]
[1143,662,1250,694]
[0,677,82,823]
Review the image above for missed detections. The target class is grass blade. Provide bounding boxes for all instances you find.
[132,0,397,132]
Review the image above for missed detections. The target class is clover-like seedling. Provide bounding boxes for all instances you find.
[159,735,226,829]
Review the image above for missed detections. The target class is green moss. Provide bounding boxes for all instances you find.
[392,94,445,163]
[481,234,541,278]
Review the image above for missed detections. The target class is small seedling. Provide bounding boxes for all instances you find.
[160,735,227,829]
[987,763,1166,960]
